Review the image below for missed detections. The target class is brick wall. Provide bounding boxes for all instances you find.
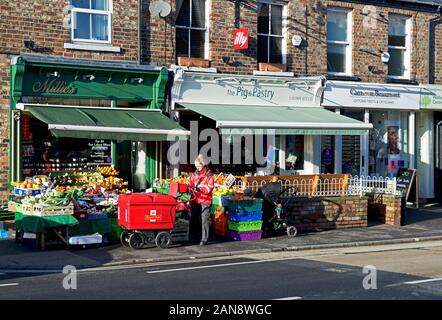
[0,0,139,61]
[145,0,438,82]
[283,196,368,231]
[430,17,442,84]
[367,193,402,226]
[327,0,437,83]
[0,54,10,202]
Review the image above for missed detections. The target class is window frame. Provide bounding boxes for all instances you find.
[326,7,353,76]
[175,0,209,59]
[257,0,287,65]
[387,14,411,80]
[71,0,112,44]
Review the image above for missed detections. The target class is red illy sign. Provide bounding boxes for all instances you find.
[234,28,249,50]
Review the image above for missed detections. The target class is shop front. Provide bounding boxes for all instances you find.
[419,85,442,201]
[7,54,192,248]
[171,70,372,177]
[9,54,189,189]
[323,81,421,182]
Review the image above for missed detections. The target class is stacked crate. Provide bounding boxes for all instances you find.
[227,198,264,241]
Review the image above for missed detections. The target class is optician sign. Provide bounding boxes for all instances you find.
[323,81,421,110]
[420,85,442,109]
[172,70,325,108]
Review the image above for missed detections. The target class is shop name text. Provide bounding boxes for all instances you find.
[228,86,275,100]
[32,79,77,95]
[350,88,400,98]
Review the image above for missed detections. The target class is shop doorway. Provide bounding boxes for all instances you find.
[435,120,442,202]
[320,136,334,174]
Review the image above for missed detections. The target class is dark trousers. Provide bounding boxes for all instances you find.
[190,203,210,243]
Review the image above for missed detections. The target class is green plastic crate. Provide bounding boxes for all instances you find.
[227,198,263,212]
[228,220,263,232]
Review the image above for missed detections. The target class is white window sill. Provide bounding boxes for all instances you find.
[64,42,121,53]
[253,71,295,77]
[170,64,217,73]
[387,76,409,80]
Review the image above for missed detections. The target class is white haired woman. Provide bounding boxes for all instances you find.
[187,155,214,245]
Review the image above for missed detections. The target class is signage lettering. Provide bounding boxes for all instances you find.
[350,88,400,98]
[227,86,275,100]
[234,28,249,50]
[32,79,77,95]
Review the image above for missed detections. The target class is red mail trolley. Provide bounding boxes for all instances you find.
[118,191,190,249]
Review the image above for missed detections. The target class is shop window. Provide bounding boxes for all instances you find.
[71,0,111,43]
[22,115,112,176]
[176,0,207,59]
[327,8,352,75]
[388,14,411,78]
[280,135,304,173]
[369,111,409,177]
[257,1,285,64]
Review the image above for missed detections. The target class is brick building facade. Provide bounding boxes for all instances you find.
[1,0,442,201]
[144,0,441,82]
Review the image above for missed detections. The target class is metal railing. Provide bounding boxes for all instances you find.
[233,175,401,198]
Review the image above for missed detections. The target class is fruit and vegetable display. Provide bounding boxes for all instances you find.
[9,168,127,218]
[212,186,235,197]
[97,166,119,176]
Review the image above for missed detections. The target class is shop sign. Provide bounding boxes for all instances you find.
[87,139,111,166]
[227,85,274,100]
[323,81,421,110]
[420,85,442,109]
[173,71,323,107]
[234,28,248,50]
[32,79,77,95]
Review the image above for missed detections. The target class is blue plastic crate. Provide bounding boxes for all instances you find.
[0,229,12,239]
[228,211,263,222]
[14,188,42,196]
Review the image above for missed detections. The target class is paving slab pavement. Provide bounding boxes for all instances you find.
[1,206,442,270]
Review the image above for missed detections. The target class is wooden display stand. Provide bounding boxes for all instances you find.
[242,174,350,194]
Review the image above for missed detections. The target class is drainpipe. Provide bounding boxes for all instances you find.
[138,0,141,64]
[428,5,442,84]
[111,100,117,167]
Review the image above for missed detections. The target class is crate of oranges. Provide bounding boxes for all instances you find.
[12,179,42,196]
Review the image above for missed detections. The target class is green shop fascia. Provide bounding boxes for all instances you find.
[9,54,189,188]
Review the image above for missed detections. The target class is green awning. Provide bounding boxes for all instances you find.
[18,104,190,141]
[180,103,372,135]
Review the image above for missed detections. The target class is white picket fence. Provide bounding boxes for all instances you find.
[233,175,402,198]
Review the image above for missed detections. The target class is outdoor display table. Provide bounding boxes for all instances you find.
[15,212,78,250]
[14,213,117,250]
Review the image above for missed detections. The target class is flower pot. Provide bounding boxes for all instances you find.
[177,57,210,68]
[258,63,287,72]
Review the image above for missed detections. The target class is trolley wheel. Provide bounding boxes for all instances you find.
[129,232,145,249]
[287,226,298,237]
[120,230,130,247]
[155,231,172,249]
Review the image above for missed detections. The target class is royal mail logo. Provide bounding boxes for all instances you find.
[234,28,248,50]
